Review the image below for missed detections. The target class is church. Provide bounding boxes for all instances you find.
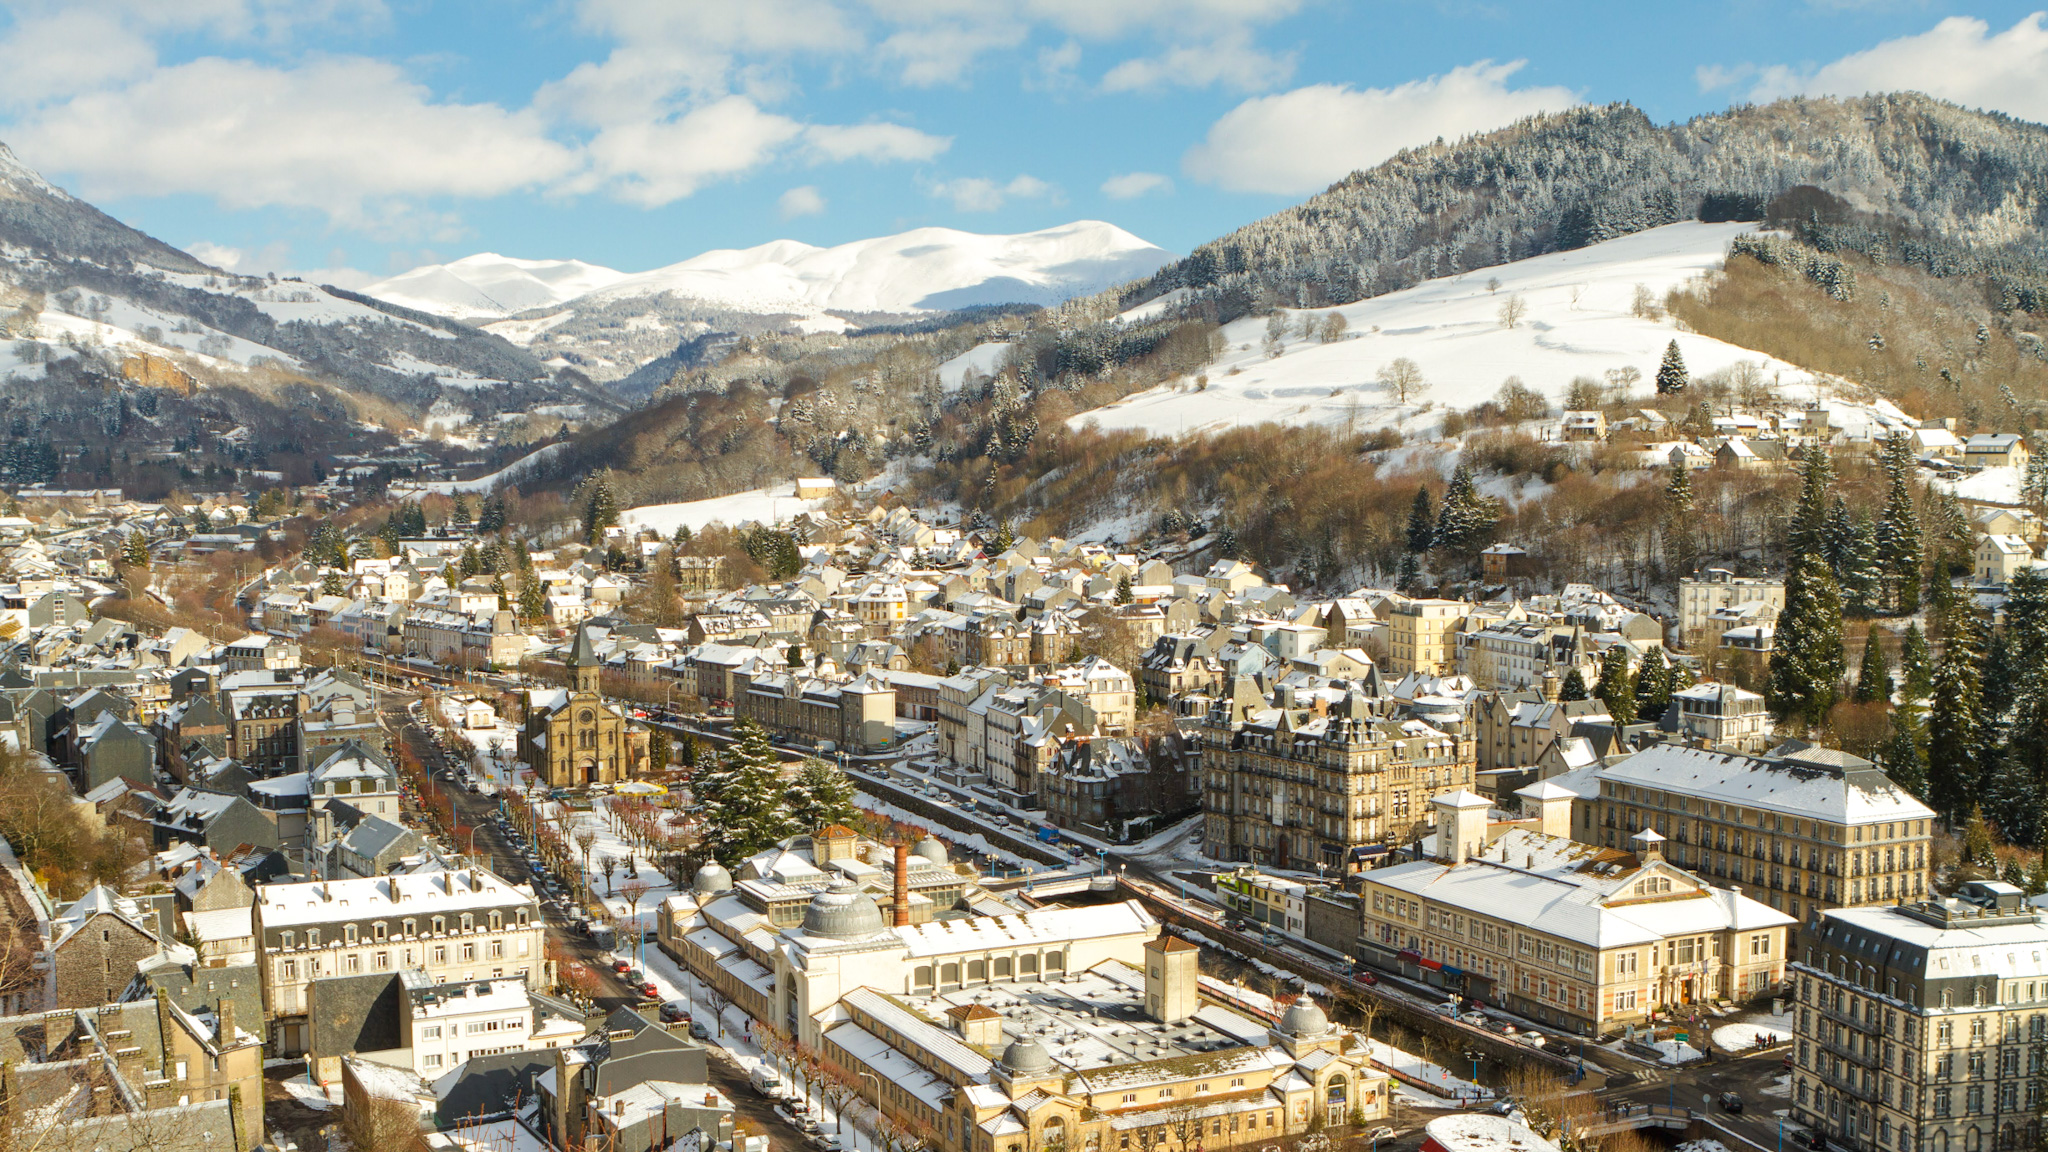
[518,626,648,787]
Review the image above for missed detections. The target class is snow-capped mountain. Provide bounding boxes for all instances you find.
[369,221,1170,324]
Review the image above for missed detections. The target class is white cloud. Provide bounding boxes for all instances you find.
[9,56,578,233]
[578,95,806,207]
[803,122,951,163]
[1099,28,1294,92]
[779,185,827,218]
[185,241,248,271]
[927,173,1057,212]
[1182,60,1579,195]
[1101,171,1173,199]
[1741,13,2048,122]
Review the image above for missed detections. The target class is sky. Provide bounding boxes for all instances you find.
[4,0,2048,287]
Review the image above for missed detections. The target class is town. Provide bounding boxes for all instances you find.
[0,378,2034,1152]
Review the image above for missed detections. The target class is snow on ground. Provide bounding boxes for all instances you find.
[1118,287,1190,325]
[621,482,830,537]
[937,341,1014,391]
[1072,223,1812,439]
[280,1074,339,1109]
[1677,1141,1734,1152]
[1653,1039,1705,1065]
[397,442,570,494]
[1711,1023,1791,1050]
[1943,465,2023,506]
[1365,1039,1493,1102]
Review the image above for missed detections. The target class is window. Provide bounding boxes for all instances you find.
[423,1054,442,1068]
[1121,1094,1137,1105]
[404,919,417,936]
[432,917,446,934]
[282,961,297,979]
[279,931,295,948]
[374,951,390,970]
[344,925,358,944]
[423,1026,442,1039]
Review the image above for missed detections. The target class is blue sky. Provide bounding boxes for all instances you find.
[4,1,2047,285]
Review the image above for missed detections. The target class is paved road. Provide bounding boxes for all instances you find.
[384,693,818,1152]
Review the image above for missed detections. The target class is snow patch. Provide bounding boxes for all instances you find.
[620,483,830,537]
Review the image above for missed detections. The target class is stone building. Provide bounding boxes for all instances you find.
[519,627,645,787]
[48,886,167,1008]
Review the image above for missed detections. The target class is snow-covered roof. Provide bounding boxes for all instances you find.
[256,867,534,928]
[1596,743,1934,825]
[892,900,1154,958]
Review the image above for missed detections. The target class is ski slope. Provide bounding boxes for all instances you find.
[1072,222,1813,438]
[620,483,831,537]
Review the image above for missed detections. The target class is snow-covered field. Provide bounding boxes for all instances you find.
[938,341,1014,391]
[1074,223,1811,438]
[620,482,830,536]
[396,442,570,495]
[1943,464,2024,506]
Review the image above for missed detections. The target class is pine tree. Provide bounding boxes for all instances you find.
[1405,487,1435,553]
[1900,622,1934,701]
[1961,806,1998,872]
[1786,444,1835,562]
[1633,646,1673,725]
[1559,666,1589,702]
[1852,624,1892,705]
[1841,508,1881,618]
[459,543,482,577]
[1877,434,1923,614]
[648,729,672,772]
[1395,552,1421,593]
[1766,552,1845,727]
[1928,604,1990,823]
[321,571,346,597]
[789,758,859,832]
[694,719,803,864]
[2024,436,2048,507]
[1432,464,1497,553]
[1877,709,1928,800]
[992,519,1015,554]
[1593,647,1636,725]
[1115,575,1134,605]
[1996,568,2048,847]
[1662,463,1697,577]
[453,494,472,526]
[477,493,506,533]
[673,523,693,548]
[120,532,150,570]
[584,478,620,544]
[518,576,547,623]
[1654,340,1688,395]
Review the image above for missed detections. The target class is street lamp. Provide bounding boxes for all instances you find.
[855,1071,881,1139]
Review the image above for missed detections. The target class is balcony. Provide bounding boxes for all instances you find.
[1815,1063,1880,1104]
[1819,1001,1883,1036]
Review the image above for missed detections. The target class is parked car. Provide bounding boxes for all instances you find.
[1718,1093,1745,1114]
[1364,1128,1396,1144]
[1353,971,1378,986]
[1791,1130,1827,1151]
[612,960,632,974]
[639,982,660,999]
[690,1019,712,1040]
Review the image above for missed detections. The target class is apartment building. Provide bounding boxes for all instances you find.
[1457,620,1589,691]
[1676,569,1786,647]
[1199,689,1476,873]
[1388,599,1468,675]
[253,866,544,1054]
[1790,881,2048,1152]
[1581,743,1936,927]
[1357,788,1794,1035]
[1214,866,1308,937]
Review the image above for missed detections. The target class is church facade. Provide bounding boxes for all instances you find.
[518,627,647,787]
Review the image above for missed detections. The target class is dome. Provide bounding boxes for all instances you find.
[914,835,949,868]
[693,861,733,896]
[999,1037,1053,1075]
[802,877,887,941]
[1280,997,1330,1037]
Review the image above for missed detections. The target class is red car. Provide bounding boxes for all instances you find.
[640,982,660,999]
[1354,972,1379,986]
[613,960,632,974]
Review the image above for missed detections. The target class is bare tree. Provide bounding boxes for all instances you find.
[1317,313,1349,343]
[344,1087,425,1152]
[702,982,732,1038]
[1498,294,1528,329]
[1376,358,1425,404]
[600,853,622,895]
[821,1070,861,1135]
[620,879,651,946]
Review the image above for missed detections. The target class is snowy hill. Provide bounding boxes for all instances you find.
[370,221,1170,324]
[1072,222,1814,437]
[364,254,630,321]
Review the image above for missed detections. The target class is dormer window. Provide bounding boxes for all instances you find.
[403,919,417,936]
[307,929,320,947]
[373,922,386,941]
[432,917,446,934]
[279,931,294,949]
[343,925,357,945]
[460,914,474,932]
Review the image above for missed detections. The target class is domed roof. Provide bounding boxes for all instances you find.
[693,861,733,896]
[914,835,948,867]
[1280,996,1330,1037]
[999,1037,1053,1075]
[802,876,887,941]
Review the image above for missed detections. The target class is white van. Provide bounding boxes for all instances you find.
[749,1066,783,1097]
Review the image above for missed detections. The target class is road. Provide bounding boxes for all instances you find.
[383,692,816,1152]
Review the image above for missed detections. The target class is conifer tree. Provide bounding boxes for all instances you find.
[694,719,802,864]
[518,575,547,623]
[647,729,672,772]
[1928,604,1990,823]
[1995,568,2048,847]
[992,519,1015,554]
[789,758,859,832]
[1841,508,1881,618]
[1559,666,1589,702]
[121,532,150,570]
[673,523,693,548]
[1633,647,1673,725]
[459,543,481,577]
[477,493,506,533]
[1432,464,1497,553]
[1395,552,1421,593]
[1786,444,1835,562]
[321,571,346,597]
[1766,552,1845,727]
[1593,647,1636,725]
[1654,340,1688,395]
[491,575,509,611]
[1877,434,1923,613]
[453,494,472,525]
[584,478,620,544]
[1405,487,1435,553]
[1115,575,1134,605]
[1852,623,1892,705]
[1662,463,1697,577]
[1892,622,1931,704]
[1877,709,1928,800]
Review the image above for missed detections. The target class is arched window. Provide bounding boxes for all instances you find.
[1042,1116,1066,1152]
[913,965,933,990]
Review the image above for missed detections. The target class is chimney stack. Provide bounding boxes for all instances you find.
[893,842,911,927]
[217,998,234,1045]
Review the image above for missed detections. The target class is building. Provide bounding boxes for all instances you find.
[1668,682,1771,751]
[254,865,545,1054]
[47,885,168,1008]
[1975,534,2034,585]
[1580,742,1936,927]
[402,606,526,669]
[541,1007,734,1152]
[1789,880,2048,1152]
[1356,788,1795,1035]
[1962,433,2028,471]
[731,668,896,753]
[1677,569,1787,648]
[400,971,540,1077]
[1214,867,1308,937]
[1389,599,1467,675]
[519,627,645,786]
[1200,689,1476,873]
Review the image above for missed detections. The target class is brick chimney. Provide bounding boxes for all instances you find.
[217,998,235,1046]
[893,842,911,927]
